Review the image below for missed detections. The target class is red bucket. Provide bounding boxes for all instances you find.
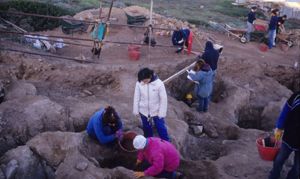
[118,131,138,152]
[259,43,268,52]
[128,45,141,61]
[256,137,281,161]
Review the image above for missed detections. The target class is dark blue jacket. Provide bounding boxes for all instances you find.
[247,11,256,23]
[172,29,190,46]
[269,16,278,30]
[201,41,220,71]
[86,108,123,144]
[276,91,300,150]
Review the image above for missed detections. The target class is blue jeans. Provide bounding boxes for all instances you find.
[198,96,209,112]
[246,22,254,42]
[140,114,170,141]
[268,29,276,49]
[268,142,300,179]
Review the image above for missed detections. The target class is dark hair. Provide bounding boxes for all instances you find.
[103,106,119,127]
[193,60,205,71]
[138,68,154,82]
[251,6,257,10]
[271,9,279,15]
[282,15,287,18]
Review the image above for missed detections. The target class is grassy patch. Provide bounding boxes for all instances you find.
[214,0,248,18]
[0,0,74,31]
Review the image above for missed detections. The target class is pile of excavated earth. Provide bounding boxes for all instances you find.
[0,6,299,179]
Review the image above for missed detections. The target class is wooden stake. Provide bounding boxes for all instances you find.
[148,0,154,62]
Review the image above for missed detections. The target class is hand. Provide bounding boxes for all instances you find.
[115,129,123,141]
[274,128,283,141]
[134,171,145,178]
[135,159,142,166]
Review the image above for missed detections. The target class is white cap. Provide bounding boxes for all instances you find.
[133,135,147,150]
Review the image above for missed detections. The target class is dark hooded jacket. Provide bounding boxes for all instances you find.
[172,29,190,47]
[276,91,300,150]
[201,41,220,71]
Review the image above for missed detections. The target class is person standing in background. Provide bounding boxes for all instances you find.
[246,6,257,42]
[268,9,279,49]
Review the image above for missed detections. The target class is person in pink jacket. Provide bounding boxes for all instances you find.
[133,135,183,179]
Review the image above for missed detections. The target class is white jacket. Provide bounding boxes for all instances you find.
[133,78,167,118]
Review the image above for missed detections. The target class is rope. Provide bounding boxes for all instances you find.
[0,30,175,48]
[0,47,95,63]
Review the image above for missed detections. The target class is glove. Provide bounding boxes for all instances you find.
[134,171,145,178]
[115,129,123,141]
[274,128,283,141]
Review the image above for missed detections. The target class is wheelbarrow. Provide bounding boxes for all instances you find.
[61,15,88,34]
[276,32,294,47]
[223,18,268,43]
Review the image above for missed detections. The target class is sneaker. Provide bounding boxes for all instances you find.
[175,47,183,53]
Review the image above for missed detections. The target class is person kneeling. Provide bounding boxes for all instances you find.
[133,135,183,179]
[86,106,123,145]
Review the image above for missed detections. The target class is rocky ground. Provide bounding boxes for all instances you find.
[0,6,300,179]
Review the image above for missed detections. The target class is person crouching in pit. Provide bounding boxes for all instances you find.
[86,106,123,145]
[133,135,183,179]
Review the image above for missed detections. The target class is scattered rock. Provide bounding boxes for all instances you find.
[191,125,204,136]
[75,162,88,171]
[82,89,93,96]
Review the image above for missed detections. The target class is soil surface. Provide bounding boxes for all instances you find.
[0,6,299,179]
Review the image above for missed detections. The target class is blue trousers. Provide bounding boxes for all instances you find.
[140,114,170,141]
[197,96,209,112]
[268,29,276,49]
[268,142,300,179]
[246,22,254,42]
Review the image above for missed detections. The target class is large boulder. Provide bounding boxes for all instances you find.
[166,98,189,148]
[0,95,70,155]
[27,131,117,168]
[0,146,53,179]
[210,77,251,124]
[5,81,37,100]
[68,100,105,132]
[55,150,137,179]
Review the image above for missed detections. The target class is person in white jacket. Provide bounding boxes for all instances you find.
[133,68,170,141]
